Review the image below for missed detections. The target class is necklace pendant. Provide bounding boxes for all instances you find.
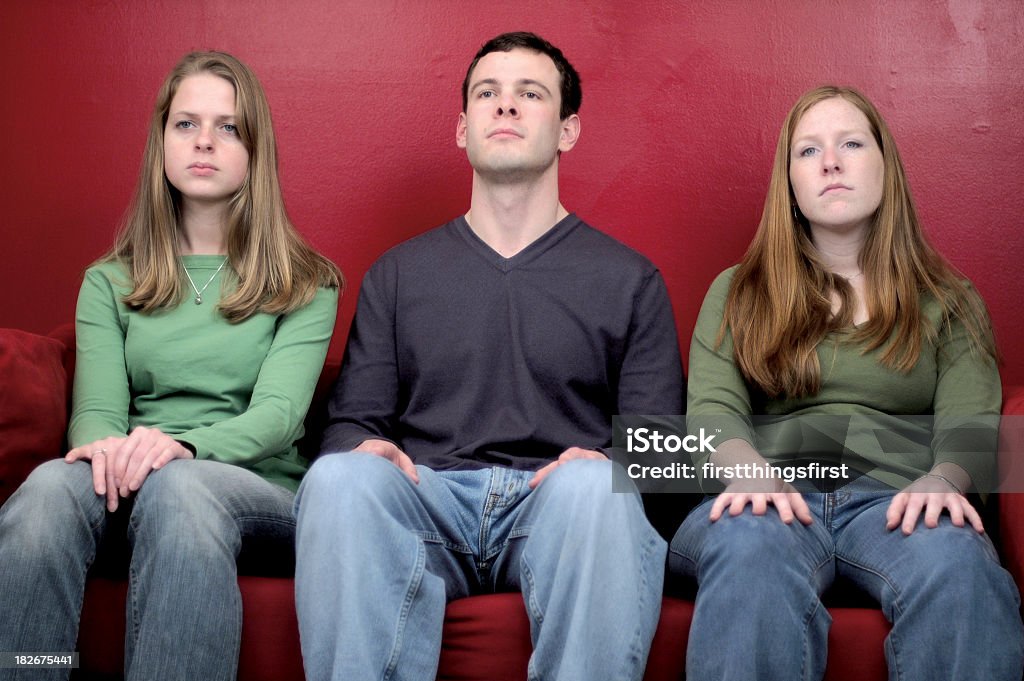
[195,295,202,305]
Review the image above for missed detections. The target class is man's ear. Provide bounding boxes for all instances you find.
[558,113,581,153]
[456,112,468,149]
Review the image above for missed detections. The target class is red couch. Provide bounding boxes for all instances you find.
[2,323,1023,681]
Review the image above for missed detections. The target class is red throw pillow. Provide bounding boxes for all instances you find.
[0,329,68,505]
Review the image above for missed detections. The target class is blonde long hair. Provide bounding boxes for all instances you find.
[723,85,996,398]
[106,51,341,321]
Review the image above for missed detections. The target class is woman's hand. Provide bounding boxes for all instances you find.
[67,427,193,511]
[885,475,983,535]
[709,478,813,525]
[110,426,194,503]
[65,436,128,509]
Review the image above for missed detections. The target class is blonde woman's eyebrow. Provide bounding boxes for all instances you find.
[169,111,237,122]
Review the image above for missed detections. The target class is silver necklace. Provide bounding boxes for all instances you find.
[183,259,227,305]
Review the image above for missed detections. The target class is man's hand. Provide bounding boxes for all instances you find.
[708,478,813,525]
[355,439,419,483]
[886,475,983,535]
[528,446,606,489]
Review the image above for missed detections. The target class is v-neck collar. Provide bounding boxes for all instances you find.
[453,213,581,273]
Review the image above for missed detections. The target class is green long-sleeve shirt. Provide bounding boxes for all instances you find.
[688,266,1001,493]
[69,256,338,492]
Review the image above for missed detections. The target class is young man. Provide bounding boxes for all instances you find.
[294,32,684,680]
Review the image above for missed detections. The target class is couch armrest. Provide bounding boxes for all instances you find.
[998,386,1024,588]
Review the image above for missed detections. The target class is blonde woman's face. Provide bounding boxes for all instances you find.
[163,73,249,208]
[789,97,884,239]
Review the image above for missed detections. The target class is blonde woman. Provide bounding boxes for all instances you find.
[670,86,1022,679]
[0,52,340,680]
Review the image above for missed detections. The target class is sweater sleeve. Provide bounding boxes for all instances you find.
[175,286,338,465]
[930,302,1001,493]
[616,270,685,416]
[68,266,132,448]
[320,259,401,454]
[686,267,756,467]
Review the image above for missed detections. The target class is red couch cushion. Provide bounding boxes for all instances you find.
[0,328,68,505]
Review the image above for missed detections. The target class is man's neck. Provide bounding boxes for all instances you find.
[464,168,568,258]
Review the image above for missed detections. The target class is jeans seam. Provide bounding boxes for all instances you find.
[835,554,904,617]
[414,530,473,553]
[521,554,543,625]
[666,545,697,573]
[800,551,834,680]
[521,547,543,681]
[624,529,658,680]
[125,513,143,665]
[800,598,820,680]
[884,631,904,681]
[232,513,295,525]
[836,554,904,680]
[382,537,426,681]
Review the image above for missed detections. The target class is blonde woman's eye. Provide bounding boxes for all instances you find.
[843,140,863,149]
[175,121,196,129]
[223,124,238,135]
[798,147,817,157]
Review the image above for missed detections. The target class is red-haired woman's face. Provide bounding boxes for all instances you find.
[789,97,883,239]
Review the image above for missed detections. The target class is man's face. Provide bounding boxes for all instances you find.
[456,48,579,181]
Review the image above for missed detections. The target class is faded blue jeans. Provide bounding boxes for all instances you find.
[0,458,296,681]
[294,453,666,681]
[668,476,1024,680]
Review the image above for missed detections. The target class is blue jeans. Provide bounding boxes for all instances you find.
[0,458,295,681]
[294,453,666,681]
[668,476,1024,680]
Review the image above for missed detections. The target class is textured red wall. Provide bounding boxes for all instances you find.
[2,1,1022,382]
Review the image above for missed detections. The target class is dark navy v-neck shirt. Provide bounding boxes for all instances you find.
[321,214,684,471]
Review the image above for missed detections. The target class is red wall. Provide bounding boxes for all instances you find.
[2,1,1022,382]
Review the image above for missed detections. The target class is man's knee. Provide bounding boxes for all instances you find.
[297,452,412,518]
[538,458,613,502]
[533,459,654,546]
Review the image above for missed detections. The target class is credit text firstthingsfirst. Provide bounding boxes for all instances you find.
[624,427,851,482]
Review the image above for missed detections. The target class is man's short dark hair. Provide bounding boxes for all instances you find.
[461,32,582,120]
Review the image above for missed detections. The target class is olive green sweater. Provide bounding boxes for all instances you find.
[69,257,338,492]
[688,266,1000,492]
